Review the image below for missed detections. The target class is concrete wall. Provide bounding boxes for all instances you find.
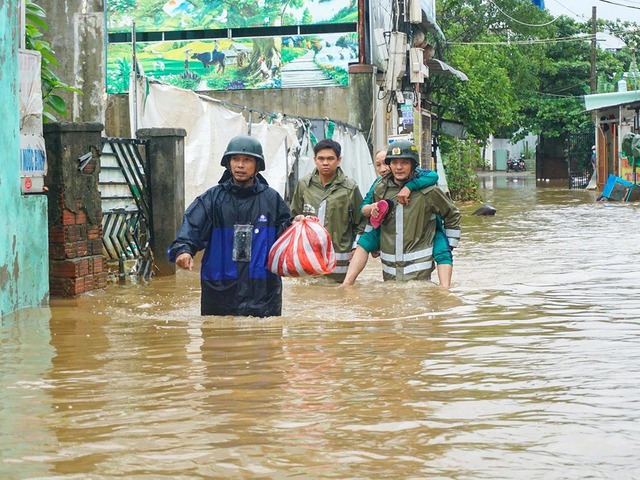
[0,2,50,317]
[105,75,376,142]
[137,128,187,276]
[492,134,538,160]
[484,133,538,170]
[37,0,105,124]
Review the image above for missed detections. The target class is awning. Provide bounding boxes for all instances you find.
[427,58,469,81]
[420,0,445,40]
[416,0,468,81]
[584,90,640,111]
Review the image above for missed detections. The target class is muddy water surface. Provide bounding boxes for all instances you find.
[2,174,640,479]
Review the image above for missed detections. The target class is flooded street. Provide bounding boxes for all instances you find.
[3,173,640,479]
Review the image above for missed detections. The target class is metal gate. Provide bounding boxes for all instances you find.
[100,138,154,280]
[567,131,595,189]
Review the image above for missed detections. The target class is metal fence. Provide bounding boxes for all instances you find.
[567,131,595,189]
[99,138,154,280]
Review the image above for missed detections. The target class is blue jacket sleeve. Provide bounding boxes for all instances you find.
[167,194,215,262]
[405,168,438,191]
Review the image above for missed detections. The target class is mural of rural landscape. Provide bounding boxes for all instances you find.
[106,33,358,93]
[106,0,358,92]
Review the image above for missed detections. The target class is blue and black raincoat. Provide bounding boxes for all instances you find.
[168,176,292,316]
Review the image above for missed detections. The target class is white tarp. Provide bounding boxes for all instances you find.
[249,121,299,197]
[297,131,316,178]
[296,124,377,193]
[332,127,377,192]
[435,147,449,193]
[185,100,246,204]
[130,79,247,204]
[130,76,375,205]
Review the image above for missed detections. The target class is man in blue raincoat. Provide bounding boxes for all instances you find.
[168,135,292,316]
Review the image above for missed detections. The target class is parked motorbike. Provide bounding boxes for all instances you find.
[507,155,526,172]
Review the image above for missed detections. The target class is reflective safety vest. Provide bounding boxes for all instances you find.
[291,167,365,281]
[374,179,461,282]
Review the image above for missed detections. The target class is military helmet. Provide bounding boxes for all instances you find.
[221,135,266,171]
[385,140,419,167]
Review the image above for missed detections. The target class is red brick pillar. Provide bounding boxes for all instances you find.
[44,122,107,297]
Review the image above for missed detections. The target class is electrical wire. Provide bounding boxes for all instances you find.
[366,92,382,146]
[449,34,594,45]
[541,0,586,19]
[599,0,640,10]
[486,0,560,26]
[536,92,579,98]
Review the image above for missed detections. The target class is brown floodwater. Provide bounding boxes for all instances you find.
[3,173,640,479]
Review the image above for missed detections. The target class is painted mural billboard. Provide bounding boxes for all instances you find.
[106,0,358,93]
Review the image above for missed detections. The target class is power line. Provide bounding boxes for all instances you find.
[537,91,581,98]
[486,0,560,26]
[449,34,594,46]
[599,0,640,10]
[545,0,588,20]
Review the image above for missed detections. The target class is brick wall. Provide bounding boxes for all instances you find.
[48,196,106,296]
[44,122,107,298]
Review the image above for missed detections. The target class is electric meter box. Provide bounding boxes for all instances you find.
[19,49,47,194]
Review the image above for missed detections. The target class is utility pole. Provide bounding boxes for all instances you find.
[591,6,597,95]
[590,6,597,127]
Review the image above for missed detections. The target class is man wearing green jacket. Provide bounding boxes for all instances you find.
[340,148,444,287]
[291,138,366,282]
[373,140,461,282]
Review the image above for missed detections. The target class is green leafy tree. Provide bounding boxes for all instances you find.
[435,0,636,140]
[446,45,519,141]
[434,0,553,141]
[432,0,552,200]
[281,0,306,25]
[428,0,639,198]
[440,137,483,202]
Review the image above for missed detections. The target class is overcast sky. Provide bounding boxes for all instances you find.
[544,0,640,23]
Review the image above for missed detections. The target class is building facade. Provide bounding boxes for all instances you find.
[0,1,50,317]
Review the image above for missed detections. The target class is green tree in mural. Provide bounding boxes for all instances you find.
[224,0,280,27]
[280,0,306,25]
[108,0,137,13]
[242,37,280,85]
[301,8,312,25]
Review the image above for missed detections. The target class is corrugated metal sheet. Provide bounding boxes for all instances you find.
[584,91,640,111]
[427,58,469,81]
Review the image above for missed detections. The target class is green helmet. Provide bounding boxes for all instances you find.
[221,135,266,171]
[385,140,419,167]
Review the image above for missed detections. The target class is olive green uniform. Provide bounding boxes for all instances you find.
[291,167,365,281]
[373,177,461,282]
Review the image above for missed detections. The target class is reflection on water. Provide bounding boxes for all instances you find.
[2,174,640,478]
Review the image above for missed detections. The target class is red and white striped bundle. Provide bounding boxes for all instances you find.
[268,216,336,277]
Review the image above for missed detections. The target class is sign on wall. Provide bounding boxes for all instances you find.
[106,0,358,92]
[19,49,47,194]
